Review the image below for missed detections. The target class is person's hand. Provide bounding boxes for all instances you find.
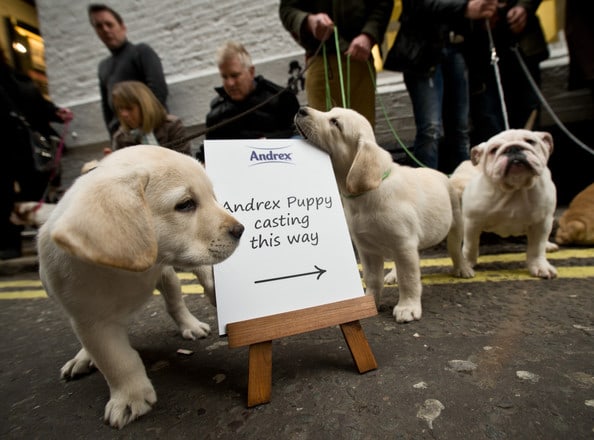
[465,0,497,20]
[345,34,373,62]
[306,13,334,41]
[507,6,528,34]
[56,107,73,123]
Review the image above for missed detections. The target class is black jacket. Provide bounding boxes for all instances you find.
[98,40,168,135]
[205,76,300,140]
[383,0,468,76]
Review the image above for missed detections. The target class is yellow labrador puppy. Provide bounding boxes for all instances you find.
[294,107,474,323]
[38,146,243,428]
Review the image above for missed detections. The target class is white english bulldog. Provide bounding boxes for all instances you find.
[453,129,558,279]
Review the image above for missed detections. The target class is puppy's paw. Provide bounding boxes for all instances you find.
[528,259,558,279]
[393,300,422,323]
[453,263,475,279]
[545,241,559,252]
[462,247,478,268]
[60,349,96,379]
[383,267,397,285]
[104,382,157,429]
[179,316,211,340]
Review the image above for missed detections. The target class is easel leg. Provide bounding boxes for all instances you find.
[247,340,272,407]
[340,320,378,373]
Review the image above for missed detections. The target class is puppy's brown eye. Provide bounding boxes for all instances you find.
[175,199,196,212]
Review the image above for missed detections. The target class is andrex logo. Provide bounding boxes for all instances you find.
[248,145,295,166]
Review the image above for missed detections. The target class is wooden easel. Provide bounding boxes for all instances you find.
[226,295,378,407]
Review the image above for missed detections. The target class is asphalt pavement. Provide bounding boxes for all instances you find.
[1,121,593,439]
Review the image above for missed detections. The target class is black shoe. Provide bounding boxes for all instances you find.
[0,248,22,260]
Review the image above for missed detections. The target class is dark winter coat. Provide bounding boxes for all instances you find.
[205,76,300,140]
[383,0,468,76]
[98,40,168,135]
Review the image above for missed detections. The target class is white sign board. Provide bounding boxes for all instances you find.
[205,139,364,335]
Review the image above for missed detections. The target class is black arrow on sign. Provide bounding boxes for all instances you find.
[254,265,327,284]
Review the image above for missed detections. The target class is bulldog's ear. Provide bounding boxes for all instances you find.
[535,131,554,157]
[470,143,485,166]
[346,139,391,195]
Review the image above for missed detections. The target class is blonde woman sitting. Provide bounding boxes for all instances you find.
[110,81,191,155]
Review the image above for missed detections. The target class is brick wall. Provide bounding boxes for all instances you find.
[37,1,592,157]
[36,0,304,147]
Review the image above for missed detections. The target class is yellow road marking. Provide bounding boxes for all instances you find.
[2,266,593,299]
[398,248,594,269]
[2,249,592,299]
[421,265,594,285]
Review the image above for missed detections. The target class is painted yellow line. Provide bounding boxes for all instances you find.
[421,265,594,285]
[0,285,206,300]
[0,280,43,288]
[0,290,48,299]
[2,266,593,300]
[385,247,594,269]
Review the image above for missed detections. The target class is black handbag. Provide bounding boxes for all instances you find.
[11,111,59,174]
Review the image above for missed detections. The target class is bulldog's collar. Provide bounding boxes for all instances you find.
[342,170,391,198]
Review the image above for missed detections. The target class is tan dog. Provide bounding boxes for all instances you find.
[452,129,558,278]
[11,201,56,228]
[38,146,243,428]
[294,107,474,323]
[10,160,100,228]
[555,182,594,245]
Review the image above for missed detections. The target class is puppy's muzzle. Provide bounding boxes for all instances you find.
[294,107,311,139]
[502,144,532,174]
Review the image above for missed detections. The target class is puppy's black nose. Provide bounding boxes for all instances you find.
[505,145,523,155]
[229,223,244,239]
[297,107,309,117]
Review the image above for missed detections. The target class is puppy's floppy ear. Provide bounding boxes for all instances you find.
[534,131,554,158]
[346,139,392,195]
[470,143,485,166]
[51,170,158,271]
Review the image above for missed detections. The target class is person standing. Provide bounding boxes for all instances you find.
[204,41,300,142]
[0,52,72,259]
[383,0,497,172]
[466,0,549,144]
[88,3,168,137]
[279,0,393,128]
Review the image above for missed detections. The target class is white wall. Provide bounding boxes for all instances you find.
[36,0,305,147]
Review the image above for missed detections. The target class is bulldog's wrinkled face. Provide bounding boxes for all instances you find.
[470,129,554,190]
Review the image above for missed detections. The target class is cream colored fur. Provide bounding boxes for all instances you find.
[38,146,243,428]
[294,107,474,323]
[451,129,558,278]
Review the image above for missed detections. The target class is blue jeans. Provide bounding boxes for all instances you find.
[404,45,470,173]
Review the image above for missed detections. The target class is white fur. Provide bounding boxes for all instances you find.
[451,129,558,279]
[38,146,243,428]
[294,107,474,323]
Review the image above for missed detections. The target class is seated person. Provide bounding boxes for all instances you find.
[110,81,191,155]
[205,40,300,142]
